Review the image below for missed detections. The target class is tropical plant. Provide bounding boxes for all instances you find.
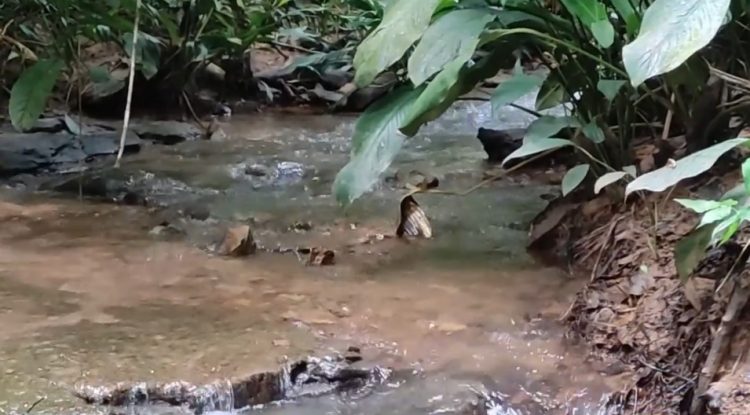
[333,0,749,205]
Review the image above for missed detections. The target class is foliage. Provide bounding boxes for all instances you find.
[1,0,382,130]
[334,0,750,204]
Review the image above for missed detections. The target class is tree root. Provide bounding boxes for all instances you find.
[74,354,389,414]
[691,257,750,414]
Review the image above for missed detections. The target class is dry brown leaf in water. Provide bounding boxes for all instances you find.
[218,225,257,256]
[307,248,335,266]
[396,195,432,238]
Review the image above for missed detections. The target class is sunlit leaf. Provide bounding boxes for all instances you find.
[333,87,424,205]
[594,171,628,194]
[408,8,495,86]
[622,0,731,86]
[561,164,590,196]
[9,59,64,131]
[698,206,734,227]
[626,138,750,195]
[675,199,736,214]
[502,138,574,167]
[353,0,442,87]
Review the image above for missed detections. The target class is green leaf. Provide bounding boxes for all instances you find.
[560,0,606,24]
[622,0,731,86]
[562,164,590,196]
[742,158,750,195]
[407,8,495,86]
[353,0,442,87]
[535,76,566,110]
[590,20,615,48]
[400,49,507,136]
[333,87,425,205]
[626,138,750,195]
[491,62,546,115]
[610,0,640,35]
[675,199,736,214]
[9,59,64,132]
[502,138,573,167]
[594,171,628,194]
[699,206,734,227]
[88,66,111,83]
[712,210,743,244]
[597,79,626,101]
[582,121,605,144]
[526,116,580,141]
[675,225,715,282]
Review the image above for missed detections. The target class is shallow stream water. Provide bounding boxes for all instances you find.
[0,99,624,414]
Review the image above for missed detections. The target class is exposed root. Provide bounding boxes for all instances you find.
[74,353,389,413]
[691,266,750,414]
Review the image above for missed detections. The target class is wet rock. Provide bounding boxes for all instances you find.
[74,353,388,413]
[245,163,272,177]
[218,225,256,257]
[26,117,66,133]
[0,131,141,176]
[476,127,525,163]
[130,121,202,145]
[237,161,307,186]
[182,203,211,221]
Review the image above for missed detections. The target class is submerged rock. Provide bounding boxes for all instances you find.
[476,128,525,163]
[0,131,141,176]
[130,120,203,144]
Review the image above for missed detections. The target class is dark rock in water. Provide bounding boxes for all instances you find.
[130,121,202,145]
[181,202,211,221]
[237,161,306,186]
[476,128,525,163]
[74,353,389,413]
[245,163,271,177]
[0,131,141,176]
[26,117,67,133]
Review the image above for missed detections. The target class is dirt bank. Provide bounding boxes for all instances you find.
[545,169,750,414]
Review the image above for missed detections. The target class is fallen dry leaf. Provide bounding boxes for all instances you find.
[397,195,432,238]
[307,248,335,266]
[218,225,256,256]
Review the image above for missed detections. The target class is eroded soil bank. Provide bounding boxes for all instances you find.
[549,165,750,415]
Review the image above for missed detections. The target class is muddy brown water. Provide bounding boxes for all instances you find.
[0,101,623,414]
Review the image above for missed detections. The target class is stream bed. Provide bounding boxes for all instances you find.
[0,100,624,414]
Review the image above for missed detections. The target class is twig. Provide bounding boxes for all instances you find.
[417,149,557,197]
[26,396,45,413]
[181,90,207,131]
[114,0,141,168]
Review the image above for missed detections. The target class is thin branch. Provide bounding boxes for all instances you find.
[115,0,141,168]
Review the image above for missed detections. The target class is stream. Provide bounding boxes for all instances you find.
[0,99,624,414]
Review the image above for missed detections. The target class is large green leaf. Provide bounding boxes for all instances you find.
[560,0,613,47]
[535,76,566,110]
[562,164,590,196]
[502,138,574,167]
[595,171,628,194]
[525,115,580,141]
[353,0,442,87]
[491,61,546,115]
[333,87,424,205]
[400,50,507,136]
[674,224,715,282]
[9,59,64,132]
[626,138,750,195]
[407,8,495,86]
[622,0,731,86]
[597,79,627,101]
[610,0,640,35]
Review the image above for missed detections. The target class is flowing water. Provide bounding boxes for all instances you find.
[0,99,624,414]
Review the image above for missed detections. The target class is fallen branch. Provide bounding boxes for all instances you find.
[114,0,141,168]
[74,354,388,413]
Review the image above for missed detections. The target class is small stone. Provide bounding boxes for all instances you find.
[272,339,290,347]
